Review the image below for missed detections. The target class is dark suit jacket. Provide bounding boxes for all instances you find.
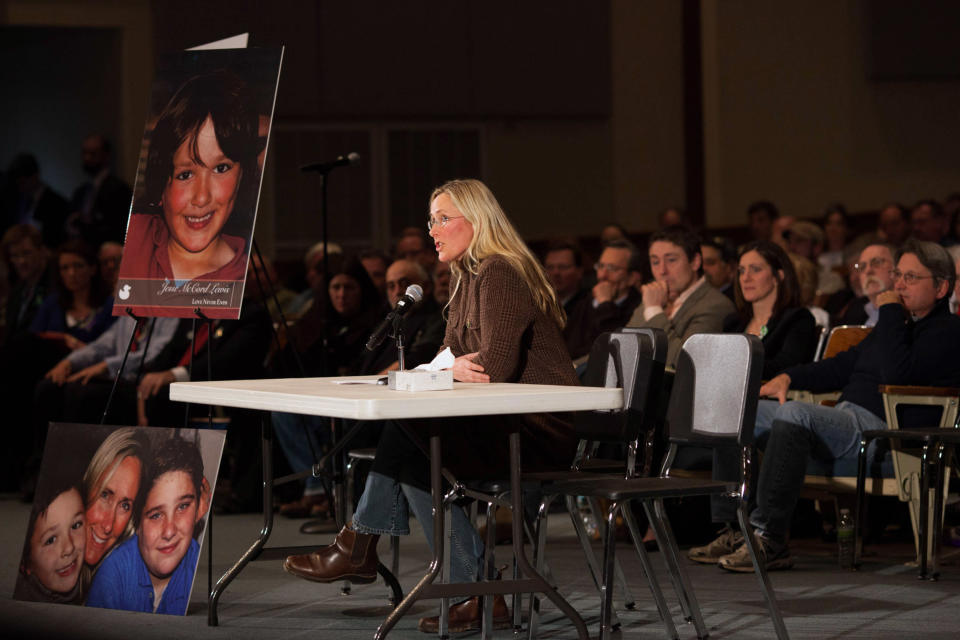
[71,173,133,245]
[564,287,642,360]
[724,306,818,379]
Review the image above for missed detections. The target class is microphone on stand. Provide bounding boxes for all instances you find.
[300,152,361,173]
[365,284,424,351]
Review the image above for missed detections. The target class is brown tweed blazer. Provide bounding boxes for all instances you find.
[435,255,580,477]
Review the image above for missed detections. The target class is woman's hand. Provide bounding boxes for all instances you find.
[451,352,490,383]
[45,360,73,385]
[67,361,108,385]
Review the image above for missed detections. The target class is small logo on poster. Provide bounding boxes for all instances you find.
[118,284,131,300]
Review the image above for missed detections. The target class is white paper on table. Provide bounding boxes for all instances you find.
[415,347,455,372]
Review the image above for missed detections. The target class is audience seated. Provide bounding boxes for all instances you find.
[701,235,737,301]
[835,243,896,327]
[542,240,589,357]
[67,134,132,247]
[789,252,830,329]
[395,227,437,272]
[1,224,50,346]
[564,238,643,360]
[599,222,628,244]
[658,206,688,229]
[432,260,451,306]
[358,248,390,297]
[1,153,70,248]
[819,203,850,273]
[627,227,735,368]
[723,241,818,379]
[911,199,953,247]
[784,220,845,302]
[747,200,779,243]
[692,239,960,573]
[97,241,123,294]
[285,241,343,319]
[876,202,910,247]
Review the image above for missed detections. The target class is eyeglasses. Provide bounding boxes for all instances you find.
[426,215,464,231]
[853,257,891,272]
[594,262,626,274]
[890,269,935,284]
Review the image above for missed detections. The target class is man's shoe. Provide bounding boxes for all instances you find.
[717,534,793,573]
[278,494,330,518]
[688,526,744,564]
[417,595,511,633]
[283,526,379,583]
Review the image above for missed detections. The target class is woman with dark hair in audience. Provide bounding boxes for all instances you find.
[724,240,818,378]
[820,203,850,273]
[31,239,114,351]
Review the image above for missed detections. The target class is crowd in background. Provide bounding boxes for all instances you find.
[4,136,960,522]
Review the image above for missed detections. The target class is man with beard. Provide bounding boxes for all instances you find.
[837,244,896,327]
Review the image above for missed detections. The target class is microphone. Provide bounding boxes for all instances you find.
[365,284,424,351]
[300,152,361,173]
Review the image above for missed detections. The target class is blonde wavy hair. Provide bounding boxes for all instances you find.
[431,179,565,328]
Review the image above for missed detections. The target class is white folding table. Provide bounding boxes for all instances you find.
[171,376,623,638]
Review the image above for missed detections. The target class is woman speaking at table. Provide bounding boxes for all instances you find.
[283,179,579,632]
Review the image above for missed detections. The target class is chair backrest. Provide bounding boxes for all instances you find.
[821,324,871,361]
[665,333,764,448]
[575,328,667,445]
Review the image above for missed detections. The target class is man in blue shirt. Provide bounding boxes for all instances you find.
[86,436,209,614]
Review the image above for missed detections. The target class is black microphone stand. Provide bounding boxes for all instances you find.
[391,315,406,371]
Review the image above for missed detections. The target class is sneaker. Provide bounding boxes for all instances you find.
[688,526,744,564]
[717,534,793,573]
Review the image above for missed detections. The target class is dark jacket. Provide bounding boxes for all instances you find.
[564,287,642,360]
[785,300,960,424]
[724,306,818,379]
[354,297,445,374]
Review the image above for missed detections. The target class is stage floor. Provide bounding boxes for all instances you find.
[2,493,959,640]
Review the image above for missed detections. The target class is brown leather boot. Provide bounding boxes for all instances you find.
[283,526,379,583]
[417,595,511,633]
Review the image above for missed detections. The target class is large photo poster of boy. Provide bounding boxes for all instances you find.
[14,424,225,615]
[114,47,283,318]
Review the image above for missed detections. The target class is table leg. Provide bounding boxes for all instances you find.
[209,413,276,626]
[508,433,589,640]
[375,435,445,640]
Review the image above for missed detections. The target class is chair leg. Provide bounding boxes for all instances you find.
[563,494,623,631]
[650,499,708,638]
[854,436,868,569]
[919,441,931,580]
[621,503,679,640]
[645,500,693,623]
[736,505,789,640]
[481,501,497,640]
[588,496,636,610]
[930,442,949,581]
[342,457,356,596]
[599,501,621,640]
[527,495,552,640]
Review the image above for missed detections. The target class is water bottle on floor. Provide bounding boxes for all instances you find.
[837,508,855,569]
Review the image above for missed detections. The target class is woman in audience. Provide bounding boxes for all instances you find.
[282,178,579,632]
[117,69,261,284]
[820,203,850,273]
[725,240,818,378]
[31,239,114,351]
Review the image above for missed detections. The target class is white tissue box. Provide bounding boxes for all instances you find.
[388,369,454,392]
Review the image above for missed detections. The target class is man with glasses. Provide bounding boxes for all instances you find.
[837,244,897,327]
[627,227,735,368]
[564,238,642,360]
[701,239,960,573]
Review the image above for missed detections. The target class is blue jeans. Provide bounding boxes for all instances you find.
[272,412,329,494]
[352,471,485,584]
[712,399,886,540]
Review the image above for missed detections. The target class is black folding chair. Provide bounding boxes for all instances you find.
[551,333,790,640]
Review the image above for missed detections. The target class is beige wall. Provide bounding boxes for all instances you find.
[611,0,686,233]
[2,0,153,182]
[702,0,960,228]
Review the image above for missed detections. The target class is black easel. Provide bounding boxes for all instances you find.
[100,308,156,425]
